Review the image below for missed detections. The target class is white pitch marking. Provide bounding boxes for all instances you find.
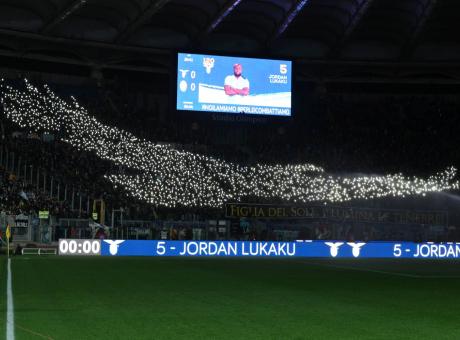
[7,258,15,340]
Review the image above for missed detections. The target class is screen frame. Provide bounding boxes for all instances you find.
[172,49,295,119]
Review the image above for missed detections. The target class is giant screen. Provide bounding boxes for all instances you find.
[176,53,292,116]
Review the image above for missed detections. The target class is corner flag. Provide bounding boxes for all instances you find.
[6,224,11,257]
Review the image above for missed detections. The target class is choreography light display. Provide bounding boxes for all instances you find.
[1,79,458,208]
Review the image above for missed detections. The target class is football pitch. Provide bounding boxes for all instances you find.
[2,256,460,340]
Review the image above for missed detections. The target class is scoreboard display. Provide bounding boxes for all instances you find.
[59,239,460,259]
[176,52,292,116]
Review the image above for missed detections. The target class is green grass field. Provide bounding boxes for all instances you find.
[3,256,460,339]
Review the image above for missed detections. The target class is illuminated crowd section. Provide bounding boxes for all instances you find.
[0,79,458,208]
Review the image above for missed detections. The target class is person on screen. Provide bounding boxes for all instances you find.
[224,63,250,96]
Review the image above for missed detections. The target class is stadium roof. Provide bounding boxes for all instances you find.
[0,0,460,81]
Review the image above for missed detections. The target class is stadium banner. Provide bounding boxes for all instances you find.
[176,52,292,116]
[54,240,460,259]
[225,203,448,225]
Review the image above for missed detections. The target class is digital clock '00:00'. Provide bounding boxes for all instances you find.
[59,239,101,255]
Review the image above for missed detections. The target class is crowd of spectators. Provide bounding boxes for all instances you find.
[0,163,69,216]
[84,80,460,177]
[1,75,460,224]
[1,132,159,220]
[7,72,460,177]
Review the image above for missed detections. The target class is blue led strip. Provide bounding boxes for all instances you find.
[99,240,460,259]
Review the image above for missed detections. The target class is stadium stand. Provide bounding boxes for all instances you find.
[0,77,459,244]
[2,2,460,339]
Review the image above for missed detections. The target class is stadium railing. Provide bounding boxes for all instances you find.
[21,248,57,255]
